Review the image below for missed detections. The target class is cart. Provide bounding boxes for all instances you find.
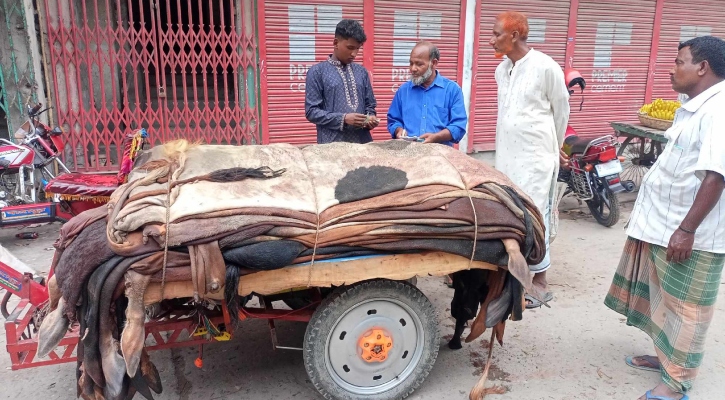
[610,122,669,189]
[2,251,499,399]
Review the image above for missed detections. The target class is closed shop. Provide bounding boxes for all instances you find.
[650,0,725,101]
[470,0,570,151]
[371,0,464,141]
[567,0,656,137]
[259,0,365,144]
[32,0,725,162]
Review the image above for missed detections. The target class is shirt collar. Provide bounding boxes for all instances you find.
[682,80,725,112]
[327,55,346,68]
[517,49,534,65]
[431,71,445,88]
[504,48,534,66]
[415,71,444,89]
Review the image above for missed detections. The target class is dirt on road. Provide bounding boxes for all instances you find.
[2,195,724,400]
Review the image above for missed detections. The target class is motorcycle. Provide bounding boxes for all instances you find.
[0,103,147,227]
[558,70,635,227]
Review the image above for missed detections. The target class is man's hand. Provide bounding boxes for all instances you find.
[419,133,436,144]
[394,127,407,139]
[665,171,725,264]
[667,228,695,263]
[365,116,380,129]
[344,113,368,128]
[559,149,570,170]
[420,129,452,144]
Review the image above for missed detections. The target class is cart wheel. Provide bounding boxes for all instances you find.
[618,137,661,190]
[303,279,439,400]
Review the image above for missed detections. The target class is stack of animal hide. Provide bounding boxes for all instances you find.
[38,140,546,400]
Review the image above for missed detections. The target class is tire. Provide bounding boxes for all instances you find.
[586,187,620,227]
[303,279,439,400]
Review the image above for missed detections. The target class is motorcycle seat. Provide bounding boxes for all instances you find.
[563,135,593,156]
[44,172,119,201]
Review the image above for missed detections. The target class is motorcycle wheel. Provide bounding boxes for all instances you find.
[586,188,620,227]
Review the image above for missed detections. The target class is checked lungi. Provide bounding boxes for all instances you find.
[605,237,725,393]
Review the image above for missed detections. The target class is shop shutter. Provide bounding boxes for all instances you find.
[371,0,464,141]
[260,0,364,144]
[470,0,570,151]
[650,0,725,101]
[567,0,656,138]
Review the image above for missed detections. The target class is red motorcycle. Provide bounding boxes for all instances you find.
[0,103,147,227]
[559,70,635,227]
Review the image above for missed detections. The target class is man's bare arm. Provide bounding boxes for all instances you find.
[667,171,725,262]
[419,129,453,144]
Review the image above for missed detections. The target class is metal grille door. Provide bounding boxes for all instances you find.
[154,0,260,145]
[43,0,259,171]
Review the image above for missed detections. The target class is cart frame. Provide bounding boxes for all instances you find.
[610,122,669,188]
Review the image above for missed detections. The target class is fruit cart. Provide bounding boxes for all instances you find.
[610,122,668,189]
[610,98,677,189]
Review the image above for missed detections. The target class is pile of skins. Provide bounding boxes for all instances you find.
[37,140,545,400]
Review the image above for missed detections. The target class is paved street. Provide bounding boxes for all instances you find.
[2,194,724,400]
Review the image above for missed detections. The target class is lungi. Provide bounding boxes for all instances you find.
[605,237,725,393]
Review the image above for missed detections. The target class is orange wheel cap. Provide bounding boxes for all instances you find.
[358,328,393,363]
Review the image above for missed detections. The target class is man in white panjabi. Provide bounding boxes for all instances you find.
[490,11,570,308]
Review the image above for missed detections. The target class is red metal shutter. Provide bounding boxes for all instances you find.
[567,0,656,138]
[260,0,364,145]
[651,0,725,101]
[371,0,463,141]
[470,1,570,151]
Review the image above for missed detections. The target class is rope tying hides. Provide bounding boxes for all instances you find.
[159,166,174,302]
[298,152,322,288]
[439,151,479,269]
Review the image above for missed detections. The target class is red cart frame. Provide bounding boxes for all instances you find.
[2,260,317,370]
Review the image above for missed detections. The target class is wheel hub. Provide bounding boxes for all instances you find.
[324,298,426,393]
[358,328,393,363]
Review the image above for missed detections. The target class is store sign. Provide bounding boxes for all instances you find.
[593,21,632,68]
[591,21,632,93]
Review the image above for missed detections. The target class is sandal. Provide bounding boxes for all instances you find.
[524,292,553,309]
[626,355,661,372]
[645,390,688,400]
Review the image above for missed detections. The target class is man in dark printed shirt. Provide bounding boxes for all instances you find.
[305,19,379,144]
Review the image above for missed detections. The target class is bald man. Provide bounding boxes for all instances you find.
[491,11,570,307]
[387,41,467,146]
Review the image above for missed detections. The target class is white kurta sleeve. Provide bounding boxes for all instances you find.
[545,63,570,148]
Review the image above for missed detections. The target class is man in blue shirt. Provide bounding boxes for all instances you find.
[387,41,467,146]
